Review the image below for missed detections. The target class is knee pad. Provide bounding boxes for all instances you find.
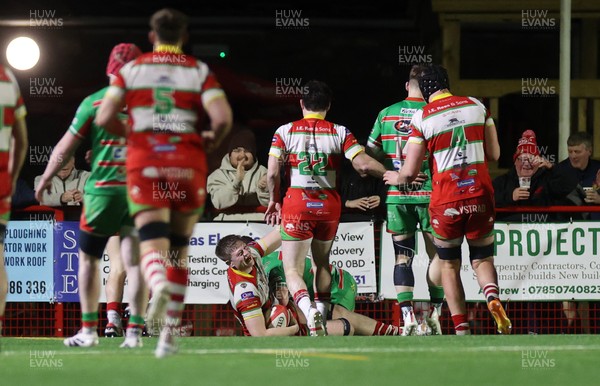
[469,243,494,261]
[170,233,189,248]
[435,245,462,261]
[393,236,416,260]
[138,222,169,242]
[79,231,110,258]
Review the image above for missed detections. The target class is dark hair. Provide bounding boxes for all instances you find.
[215,234,243,263]
[409,64,426,81]
[240,235,254,244]
[150,8,189,45]
[567,132,593,150]
[302,80,332,111]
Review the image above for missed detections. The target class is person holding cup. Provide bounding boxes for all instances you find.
[493,130,578,221]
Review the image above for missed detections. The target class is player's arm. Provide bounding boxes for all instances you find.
[34,132,82,203]
[484,118,500,161]
[383,139,426,186]
[95,87,126,136]
[257,227,282,256]
[203,95,232,150]
[351,151,387,179]
[265,154,282,226]
[245,313,299,337]
[9,116,28,194]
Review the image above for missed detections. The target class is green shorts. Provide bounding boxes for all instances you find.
[80,193,133,236]
[386,203,432,235]
[331,270,357,312]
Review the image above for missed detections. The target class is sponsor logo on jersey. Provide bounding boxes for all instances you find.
[306,202,324,208]
[457,178,475,188]
[445,117,465,128]
[241,291,255,300]
[241,283,247,288]
[154,144,176,152]
[400,108,417,115]
[443,208,460,217]
[468,169,478,176]
[458,204,486,214]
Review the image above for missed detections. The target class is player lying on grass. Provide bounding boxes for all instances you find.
[215,231,353,336]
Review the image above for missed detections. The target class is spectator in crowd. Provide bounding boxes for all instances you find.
[11,178,38,210]
[556,132,597,334]
[493,130,578,222]
[34,156,90,206]
[207,129,269,221]
[340,140,386,222]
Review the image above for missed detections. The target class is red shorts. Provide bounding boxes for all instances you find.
[127,165,207,215]
[280,216,339,241]
[0,196,10,221]
[429,196,495,240]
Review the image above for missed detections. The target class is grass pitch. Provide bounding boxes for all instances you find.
[2,335,600,386]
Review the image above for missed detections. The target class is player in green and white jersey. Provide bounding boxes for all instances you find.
[367,65,444,336]
[35,43,146,348]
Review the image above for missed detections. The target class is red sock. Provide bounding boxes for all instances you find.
[107,302,120,313]
[451,314,470,335]
[166,266,187,331]
[483,283,499,302]
[373,321,401,336]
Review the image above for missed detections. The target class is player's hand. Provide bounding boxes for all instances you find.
[413,172,428,184]
[512,187,530,201]
[201,130,217,153]
[257,175,267,190]
[264,201,281,226]
[383,170,401,186]
[34,178,53,203]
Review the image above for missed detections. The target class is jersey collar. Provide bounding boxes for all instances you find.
[304,113,325,120]
[231,267,254,278]
[154,44,183,54]
[430,92,453,102]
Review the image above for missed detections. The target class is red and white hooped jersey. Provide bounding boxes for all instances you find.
[408,93,494,206]
[269,114,364,220]
[0,65,26,196]
[226,246,272,336]
[108,49,225,169]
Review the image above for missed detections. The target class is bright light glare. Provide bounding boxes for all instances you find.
[6,37,40,70]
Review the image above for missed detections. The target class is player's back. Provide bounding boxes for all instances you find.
[412,94,492,206]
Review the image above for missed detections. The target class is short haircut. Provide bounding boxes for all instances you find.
[409,64,426,81]
[240,236,254,244]
[302,80,333,111]
[215,234,243,264]
[567,132,593,150]
[150,8,189,45]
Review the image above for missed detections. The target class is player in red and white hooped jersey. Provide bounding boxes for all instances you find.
[383,64,511,335]
[0,64,29,335]
[215,232,300,337]
[265,80,386,336]
[96,8,232,357]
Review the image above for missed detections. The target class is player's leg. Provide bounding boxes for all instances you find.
[388,204,419,335]
[466,199,511,335]
[321,318,354,336]
[0,216,8,336]
[154,209,200,357]
[469,236,511,335]
[422,230,444,335]
[135,208,171,335]
[332,305,401,336]
[64,231,110,346]
[119,226,146,348]
[105,235,125,337]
